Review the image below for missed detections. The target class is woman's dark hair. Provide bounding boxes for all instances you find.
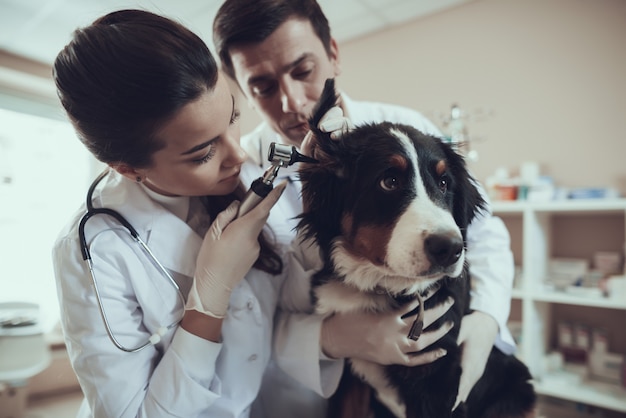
[213,0,332,80]
[54,9,282,274]
[54,9,218,168]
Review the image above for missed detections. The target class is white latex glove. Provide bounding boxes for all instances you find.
[318,106,354,140]
[186,182,286,318]
[453,310,498,410]
[321,291,455,366]
[301,106,354,157]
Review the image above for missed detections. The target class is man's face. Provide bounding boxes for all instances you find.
[229,18,341,146]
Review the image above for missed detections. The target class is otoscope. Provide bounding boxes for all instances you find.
[237,142,318,217]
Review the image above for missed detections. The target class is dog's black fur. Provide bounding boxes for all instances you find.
[297,79,536,418]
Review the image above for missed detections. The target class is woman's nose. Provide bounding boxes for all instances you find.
[223,134,247,166]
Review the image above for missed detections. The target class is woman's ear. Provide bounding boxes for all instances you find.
[110,163,145,183]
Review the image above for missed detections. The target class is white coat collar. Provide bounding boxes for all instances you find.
[95,170,201,278]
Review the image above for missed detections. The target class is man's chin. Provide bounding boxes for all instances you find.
[282,127,309,146]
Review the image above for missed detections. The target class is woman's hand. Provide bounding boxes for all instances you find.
[185,182,286,319]
[453,310,498,410]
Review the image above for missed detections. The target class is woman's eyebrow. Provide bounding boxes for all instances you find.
[180,96,236,156]
[180,138,216,156]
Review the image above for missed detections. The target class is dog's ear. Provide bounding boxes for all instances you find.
[304,78,345,174]
[309,78,339,130]
[442,142,486,236]
[297,78,346,245]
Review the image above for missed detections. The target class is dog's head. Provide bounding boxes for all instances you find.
[298,79,485,294]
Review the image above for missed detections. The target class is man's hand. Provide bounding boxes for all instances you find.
[301,106,353,158]
[453,311,498,410]
[321,288,455,366]
[318,106,354,140]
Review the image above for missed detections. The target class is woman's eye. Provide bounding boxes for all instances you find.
[192,147,216,164]
[230,109,241,125]
[380,175,399,191]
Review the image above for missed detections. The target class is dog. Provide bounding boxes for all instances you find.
[296,79,536,418]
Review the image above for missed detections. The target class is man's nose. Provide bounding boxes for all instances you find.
[280,81,305,113]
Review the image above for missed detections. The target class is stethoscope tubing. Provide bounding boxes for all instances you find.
[78,169,184,353]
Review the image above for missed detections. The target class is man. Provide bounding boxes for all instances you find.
[213,0,516,416]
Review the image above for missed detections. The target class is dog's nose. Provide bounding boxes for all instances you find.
[424,233,463,268]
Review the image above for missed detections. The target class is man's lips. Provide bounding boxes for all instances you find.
[285,121,308,131]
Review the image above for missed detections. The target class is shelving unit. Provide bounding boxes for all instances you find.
[491,199,626,414]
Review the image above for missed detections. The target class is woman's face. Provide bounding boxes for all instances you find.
[138,73,247,197]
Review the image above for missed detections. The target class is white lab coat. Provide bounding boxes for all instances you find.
[241,92,517,418]
[52,169,283,418]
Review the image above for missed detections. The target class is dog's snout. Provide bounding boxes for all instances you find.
[424,233,463,268]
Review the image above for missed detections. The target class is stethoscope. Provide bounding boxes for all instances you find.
[78,169,185,353]
[77,144,314,353]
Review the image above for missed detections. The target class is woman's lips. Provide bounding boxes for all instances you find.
[221,169,240,183]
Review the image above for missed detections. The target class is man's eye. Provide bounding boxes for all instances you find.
[293,69,313,79]
[252,82,277,97]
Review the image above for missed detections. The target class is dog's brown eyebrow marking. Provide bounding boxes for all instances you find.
[436,160,447,176]
[389,154,408,170]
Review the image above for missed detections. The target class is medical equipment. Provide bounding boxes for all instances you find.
[78,169,186,353]
[237,142,317,217]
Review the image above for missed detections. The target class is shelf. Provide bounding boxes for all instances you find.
[530,290,626,310]
[534,371,626,413]
[491,198,626,413]
[491,198,626,214]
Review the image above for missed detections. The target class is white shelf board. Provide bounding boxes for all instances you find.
[491,199,626,214]
[534,372,626,413]
[530,290,626,310]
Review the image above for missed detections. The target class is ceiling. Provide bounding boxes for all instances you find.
[0,0,470,66]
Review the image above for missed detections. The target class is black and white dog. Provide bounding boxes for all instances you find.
[297,79,536,418]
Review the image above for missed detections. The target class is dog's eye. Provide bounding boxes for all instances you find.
[380,175,399,191]
[439,176,449,194]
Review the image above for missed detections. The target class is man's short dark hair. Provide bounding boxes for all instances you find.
[213,0,332,80]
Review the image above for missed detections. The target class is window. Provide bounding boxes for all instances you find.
[0,108,92,331]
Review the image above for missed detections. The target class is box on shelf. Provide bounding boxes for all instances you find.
[547,258,589,290]
[593,251,622,276]
[588,329,624,386]
[557,322,588,364]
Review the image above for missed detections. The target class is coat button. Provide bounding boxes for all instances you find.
[248,354,258,361]
[246,300,254,310]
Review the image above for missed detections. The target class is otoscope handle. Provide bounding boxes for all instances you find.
[237,177,273,217]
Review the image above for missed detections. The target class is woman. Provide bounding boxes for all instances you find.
[52,10,286,417]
